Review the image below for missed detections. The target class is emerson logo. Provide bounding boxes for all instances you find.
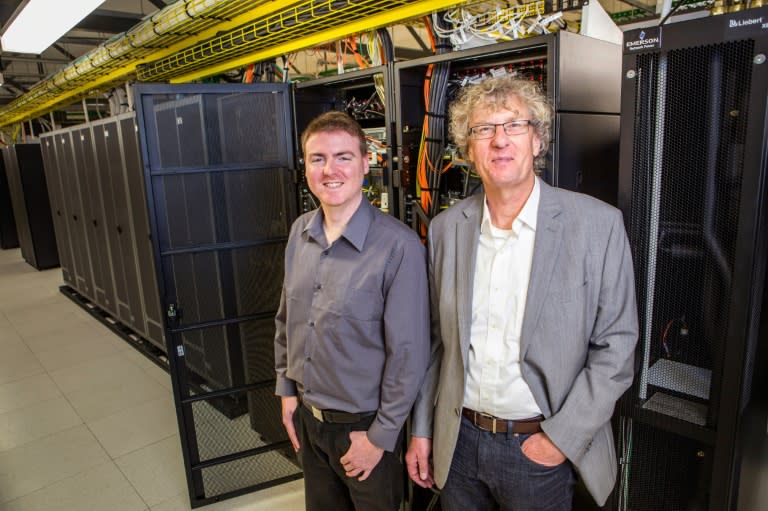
[625,28,662,52]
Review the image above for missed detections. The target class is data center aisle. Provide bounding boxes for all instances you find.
[0,248,304,511]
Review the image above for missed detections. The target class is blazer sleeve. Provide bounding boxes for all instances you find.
[541,209,638,462]
[410,225,444,438]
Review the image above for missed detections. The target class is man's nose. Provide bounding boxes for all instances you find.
[490,126,510,145]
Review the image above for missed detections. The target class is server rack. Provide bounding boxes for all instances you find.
[616,9,768,511]
[40,135,76,287]
[40,114,165,353]
[293,66,395,215]
[56,131,95,299]
[134,83,302,508]
[394,30,622,232]
[2,143,59,270]
[119,115,165,347]
[0,156,19,249]
[71,124,118,315]
[92,117,147,336]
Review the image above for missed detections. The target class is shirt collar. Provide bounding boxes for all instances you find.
[303,195,373,252]
[480,176,540,235]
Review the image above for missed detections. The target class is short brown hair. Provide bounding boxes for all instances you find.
[448,76,553,170]
[301,111,368,157]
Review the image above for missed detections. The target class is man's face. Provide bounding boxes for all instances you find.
[304,130,369,213]
[466,95,541,193]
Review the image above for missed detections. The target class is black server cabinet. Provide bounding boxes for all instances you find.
[40,136,75,285]
[616,9,768,511]
[394,30,621,228]
[40,115,165,352]
[119,115,165,348]
[135,83,301,506]
[1,143,59,269]
[293,66,395,215]
[92,118,147,337]
[71,125,119,316]
[56,131,95,299]
[0,156,19,249]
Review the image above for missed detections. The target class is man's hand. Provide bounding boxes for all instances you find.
[281,396,300,452]
[405,436,434,488]
[520,432,566,466]
[340,431,384,481]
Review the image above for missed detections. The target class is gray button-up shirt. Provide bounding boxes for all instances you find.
[275,197,430,452]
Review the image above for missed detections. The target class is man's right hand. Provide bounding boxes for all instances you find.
[281,396,301,452]
[405,436,434,488]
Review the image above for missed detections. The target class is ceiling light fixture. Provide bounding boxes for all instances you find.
[1,0,105,54]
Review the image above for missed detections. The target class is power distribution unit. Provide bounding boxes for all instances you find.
[616,9,768,511]
[2,143,59,269]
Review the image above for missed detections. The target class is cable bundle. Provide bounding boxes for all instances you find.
[416,13,453,226]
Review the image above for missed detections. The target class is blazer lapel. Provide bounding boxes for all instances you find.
[455,195,482,368]
[521,182,563,359]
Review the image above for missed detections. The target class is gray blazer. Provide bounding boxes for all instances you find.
[412,180,638,505]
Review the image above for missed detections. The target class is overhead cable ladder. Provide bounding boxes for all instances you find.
[137,0,466,81]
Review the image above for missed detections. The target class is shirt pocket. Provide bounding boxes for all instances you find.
[343,286,384,322]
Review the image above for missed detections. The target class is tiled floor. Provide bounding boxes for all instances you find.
[0,248,305,510]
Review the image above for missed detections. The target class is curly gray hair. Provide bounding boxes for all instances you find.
[448,76,553,170]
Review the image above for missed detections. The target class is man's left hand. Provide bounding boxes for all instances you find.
[340,431,384,481]
[520,432,566,467]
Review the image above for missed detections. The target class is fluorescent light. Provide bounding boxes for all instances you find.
[1,0,105,54]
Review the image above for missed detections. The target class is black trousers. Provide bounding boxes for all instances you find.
[296,403,404,511]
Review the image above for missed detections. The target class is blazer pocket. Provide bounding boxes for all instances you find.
[552,280,588,304]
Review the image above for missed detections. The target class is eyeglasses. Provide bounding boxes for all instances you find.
[468,120,533,140]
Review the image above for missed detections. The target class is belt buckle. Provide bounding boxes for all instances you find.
[476,411,498,434]
[311,405,324,422]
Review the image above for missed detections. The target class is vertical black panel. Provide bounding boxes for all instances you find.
[0,156,19,249]
[68,130,96,299]
[77,126,118,315]
[93,123,133,327]
[2,144,59,270]
[120,116,165,350]
[40,136,75,285]
[2,146,33,265]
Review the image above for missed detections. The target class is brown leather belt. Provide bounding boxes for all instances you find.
[462,408,543,434]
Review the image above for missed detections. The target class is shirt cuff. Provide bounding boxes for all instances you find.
[367,419,400,452]
[275,377,297,397]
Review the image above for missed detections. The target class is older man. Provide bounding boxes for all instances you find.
[406,75,638,510]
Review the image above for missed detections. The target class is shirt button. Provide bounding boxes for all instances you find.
[308,320,315,327]
[314,284,322,290]
[322,250,329,256]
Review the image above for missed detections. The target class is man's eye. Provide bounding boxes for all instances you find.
[476,126,493,135]
[310,158,324,164]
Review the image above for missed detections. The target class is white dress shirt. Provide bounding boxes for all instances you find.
[463,177,542,420]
